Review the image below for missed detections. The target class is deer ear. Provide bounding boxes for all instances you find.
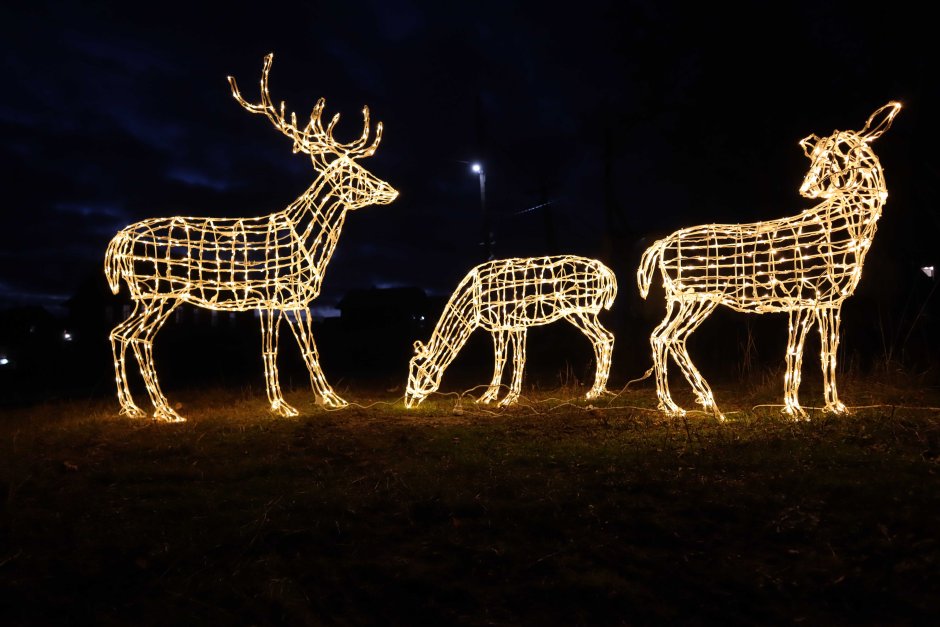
[413,340,425,354]
[861,102,901,142]
[800,134,819,158]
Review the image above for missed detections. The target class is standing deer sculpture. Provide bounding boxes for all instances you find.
[405,255,617,408]
[105,53,398,421]
[637,102,900,419]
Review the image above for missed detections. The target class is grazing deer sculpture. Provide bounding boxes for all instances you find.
[105,53,398,421]
[406,255,617,408]
[637,102,900,419]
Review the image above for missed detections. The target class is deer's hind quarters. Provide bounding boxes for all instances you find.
[638,102,900,418]
[106,53,396,421]
[406,255,618,409]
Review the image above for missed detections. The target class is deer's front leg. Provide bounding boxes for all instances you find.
[818,307,848,414]
[782,308,814,420]
[260,309,298,417]
[479,329,509,404]
[499,328,527,407]
[285,308,348,409]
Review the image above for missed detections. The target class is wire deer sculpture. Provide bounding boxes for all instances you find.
[406,255,617,407]
[105,53,398,421]
[637,102,901,419]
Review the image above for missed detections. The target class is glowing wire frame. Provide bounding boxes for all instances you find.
[406,255,617,407]
[637,102,901,419]
[105,53,398,421]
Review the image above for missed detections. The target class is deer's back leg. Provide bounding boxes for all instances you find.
[109,300,147,418]
[566,311,614,399]
[668,298,720,417]
[650,298,685,415]
[260,308,298,417]
[284,308,348,409]
[479,329,509,404]
[128,298,183,422]
[499,328,528,407]
[783,307,815,419]
[818,306,848,414]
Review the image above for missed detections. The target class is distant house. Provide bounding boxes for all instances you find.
[336,286,430,332]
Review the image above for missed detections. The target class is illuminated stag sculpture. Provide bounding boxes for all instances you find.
[637,102,901,419]
[105,54,398,421]
[406,256,617,407]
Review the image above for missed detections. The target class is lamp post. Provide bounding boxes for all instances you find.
[472,162,493,260]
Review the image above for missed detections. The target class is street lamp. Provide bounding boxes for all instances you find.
[471,162,494,260]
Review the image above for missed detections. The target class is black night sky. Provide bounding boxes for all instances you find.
[0,0,936,317]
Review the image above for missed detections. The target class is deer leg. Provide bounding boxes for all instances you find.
[499,328,528,407]
[650,299,686,415]
[669,299,721,418]
[566,312,614,400]
[109,301,147,418]
[260,309,298,417]
[818,307,848,414]
[285,308,347,409]
[783,308,815,420]
[129,299,183,422]
[479,329,509,404]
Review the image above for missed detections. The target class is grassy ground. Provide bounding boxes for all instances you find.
[1,376,938,626]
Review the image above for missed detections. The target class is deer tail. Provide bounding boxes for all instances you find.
[637,238,667,299]
[104,232,127,295]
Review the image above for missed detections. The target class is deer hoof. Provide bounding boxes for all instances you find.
[477,391,499,405]
[497,394,519,407]
[658,401,685,417]
[153,407,186,423]
[271,401,300,417]
[320,393,348,409]
[119,404,147,419]
[782,404,809,422]
[826,401,848,415]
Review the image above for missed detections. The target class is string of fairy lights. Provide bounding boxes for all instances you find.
[405,255,617,408]
[102,52,903,422]
[637,102,901,420]
[105,53,397,422]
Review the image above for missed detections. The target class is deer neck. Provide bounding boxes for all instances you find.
[425,272,480,374]
[837,161,887,244]
[285,171,352,268]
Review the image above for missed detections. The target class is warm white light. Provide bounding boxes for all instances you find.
[637,102,901,420]
[406,255,617,407]
[922,266,935,279]
[62,331,73,342]
[105,53,398,422]
[471,163,482,174]
[0,357,9,366]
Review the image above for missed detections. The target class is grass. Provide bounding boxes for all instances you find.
[1,376,939,626]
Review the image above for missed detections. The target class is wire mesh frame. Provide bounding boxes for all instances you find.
[637,102,901,419]
[105,54,398,421]
[406,255,618,407]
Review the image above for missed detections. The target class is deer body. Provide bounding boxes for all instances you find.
[106,54,397,421]
[406,255,617,407]
[637,102,900,419]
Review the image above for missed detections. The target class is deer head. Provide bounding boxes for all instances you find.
[798,102,900,199]
[228,53,398,209]
[405,340,439,407]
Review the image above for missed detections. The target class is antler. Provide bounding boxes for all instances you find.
[227,53,383,158]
